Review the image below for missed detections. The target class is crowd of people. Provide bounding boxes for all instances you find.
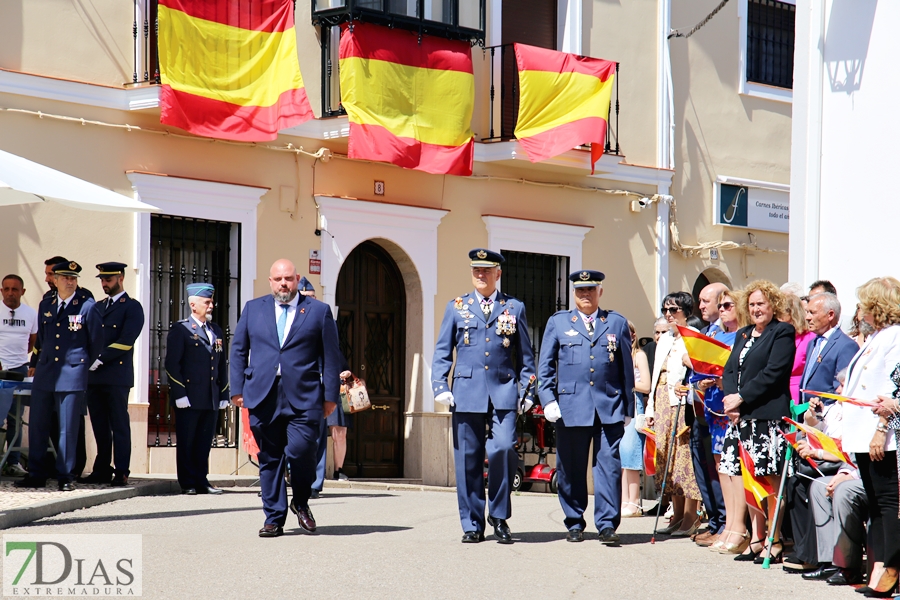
[624,276,900,597]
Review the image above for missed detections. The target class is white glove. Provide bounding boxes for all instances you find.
[543,401,562,423]
[219,400,229,409]
[624,416,632,427]
[89,359,103,371]
[175,397,191,409]
[519,397,534,415]
[434,391,454,407]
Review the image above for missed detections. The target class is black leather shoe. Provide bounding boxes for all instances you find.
[197,486,223,495]
[599,527,620,545]
[566,529,584,543]
[181,487,197,495]
[258,524,283,538]
[310,489,321,499]
[58,481,75,492]
[487,516,513,544]
[14,477,46,489]
[289,498,317,532]
[803,564,839,581]
[77,472,112,485]
[110,475,128,487]
[828,569,863,586]
[461,531,485,543]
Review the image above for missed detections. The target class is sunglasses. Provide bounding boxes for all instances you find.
[717,302,735,310]
[661,307,681,315]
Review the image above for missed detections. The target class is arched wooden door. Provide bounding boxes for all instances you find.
[336,241,406,478]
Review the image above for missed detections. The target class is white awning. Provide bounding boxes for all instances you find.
[0,149,158,212]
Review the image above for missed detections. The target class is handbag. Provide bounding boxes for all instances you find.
[340,370,371,413]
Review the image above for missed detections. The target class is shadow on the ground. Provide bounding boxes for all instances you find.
[513,531,654,545]
[24,505,259,526]
[286,525,412,536]
[312,493,398,500]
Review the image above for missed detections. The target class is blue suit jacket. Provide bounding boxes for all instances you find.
[88,292,145,388]
[32,289,102,393]
[165,319,229,410]
[800,328,859,402]
[432,291,536,413]
[537,308,635,426]
[230,294,342,411]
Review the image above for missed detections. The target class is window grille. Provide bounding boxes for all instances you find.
[746,0,795,89]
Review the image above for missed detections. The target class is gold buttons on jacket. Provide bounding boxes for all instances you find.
[590,355,594,360]
[484,365,489,370]
[55,346,59,350]
[590,381,594,386]
[485,352,490,357]
[486,338,490,342]
[590,368,595,373]
[56,334,60,338]
[54,357,59,362]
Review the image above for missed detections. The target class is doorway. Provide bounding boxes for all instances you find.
[335,241,406,478]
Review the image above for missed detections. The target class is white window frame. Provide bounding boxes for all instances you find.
[738,0,795,104]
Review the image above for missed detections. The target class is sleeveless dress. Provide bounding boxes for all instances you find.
[620,361,645,471]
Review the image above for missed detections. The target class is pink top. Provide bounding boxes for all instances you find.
[790,330,816,403]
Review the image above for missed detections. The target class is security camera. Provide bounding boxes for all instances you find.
[639,197,650,207]
[630,198,651,213]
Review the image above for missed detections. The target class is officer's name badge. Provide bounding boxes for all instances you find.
[68,314,83,331]
[565,330,579,336]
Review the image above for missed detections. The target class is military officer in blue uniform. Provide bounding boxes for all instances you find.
[538,270,635,544]
[81,262,145,486]
[17,261,101,491]
[164,283,230,495]
[432,249,536,544]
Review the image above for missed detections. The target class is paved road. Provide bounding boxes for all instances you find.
[4,487,855,599]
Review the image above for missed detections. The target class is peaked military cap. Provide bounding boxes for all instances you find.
[569,270,605,288]
[52,261,82,278]
[469,248,504,268]
[299,276,315,292]
[186,282,215,298]
[95,262,127,277]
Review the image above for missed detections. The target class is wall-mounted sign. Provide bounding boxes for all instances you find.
[715,178,789,234]
[309,249,321,274]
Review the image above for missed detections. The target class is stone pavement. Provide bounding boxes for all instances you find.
[2,484,862,600]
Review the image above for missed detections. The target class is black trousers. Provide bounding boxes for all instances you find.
[174,408,217,490]
[857,451,900,569]
[87,385,132,477]
[785,474,817,564]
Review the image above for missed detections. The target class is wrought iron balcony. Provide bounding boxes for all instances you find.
[130,0,160,86]
[312,0,485,43]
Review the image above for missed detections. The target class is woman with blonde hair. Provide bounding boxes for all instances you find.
[620,320,651,517]
[780,291,815,403]
[718,280,795,562]
[840,277,900,597]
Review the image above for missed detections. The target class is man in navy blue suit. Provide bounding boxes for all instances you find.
[800,293,859,403]
[165,282,230,496]
[82,262,144,486]
[538,270,635,544]
[432,248,536,544]
[231,259,342,538]
[17,261,101,491]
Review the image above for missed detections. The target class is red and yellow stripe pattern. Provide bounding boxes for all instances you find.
[678,326,732,378]
[158,0,313,141]
[513,44,615,170]
[641,428,657,476]
[739,444,774,510]
[339,22,475,176]
[783,417,854,464]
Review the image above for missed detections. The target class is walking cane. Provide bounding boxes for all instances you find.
[651,400,683,544]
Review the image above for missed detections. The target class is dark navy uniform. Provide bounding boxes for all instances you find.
[85,262,145,483]
[538,270,635,542]
[20,262,102,489]
[432,249,536,542]
[164,283,229,493]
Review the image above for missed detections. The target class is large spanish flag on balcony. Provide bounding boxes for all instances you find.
[158,0,313,142]
[339,22,475,176]
[513,44,615,172]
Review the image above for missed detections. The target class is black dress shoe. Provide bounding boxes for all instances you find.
[802,564,839,581]
[827,569,863,586]
[258,524,284,538]
[14,477,46,489]
[77,472,112,485]
[487,516,513,544]
[566,529,585,543]
[310,489,321,499]
[461,531,485,543]
[181,487,197,495]
[110,475,128,487]
[58,481,75,492]
[599,527,620,545]
[197,486,223,495]
[289,498,317,532]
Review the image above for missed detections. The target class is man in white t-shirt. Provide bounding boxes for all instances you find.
[0,274,37,475]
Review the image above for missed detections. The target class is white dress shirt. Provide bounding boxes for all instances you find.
[274,293,300,375]
[474,289,498,318]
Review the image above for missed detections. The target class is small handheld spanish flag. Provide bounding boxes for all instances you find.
[641,428,657,476]
[739,444,774,511]
[678,326,732,378]
[783,417,854,464]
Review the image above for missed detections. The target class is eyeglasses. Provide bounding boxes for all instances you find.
[653,330,666,336]
[717,302,735,310]
[800,296,809,302]
[661,307,681,315]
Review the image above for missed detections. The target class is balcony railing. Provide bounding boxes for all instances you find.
[130,0,160,86]
[480,44,621,156]
[312,0,485,43]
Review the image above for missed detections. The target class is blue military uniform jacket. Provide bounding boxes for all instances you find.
[31,289,103,393]
[165,318,229,410]
[432,291,536,413]
[88,292,145,388]
[538,308,635,426]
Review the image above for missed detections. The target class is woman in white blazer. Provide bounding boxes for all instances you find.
[646,292,701,536]
[842,277,900,597]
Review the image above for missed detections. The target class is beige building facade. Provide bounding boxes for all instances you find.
[0,0,792,484]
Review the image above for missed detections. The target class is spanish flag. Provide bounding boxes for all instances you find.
[800,389,880,408]
[339,22,475,176]
[158,0,313,141]
[513,44,615,171]
[783,417,854,464]
[739,444,774,510]
[641,428,657,476]
[678,326,732,378]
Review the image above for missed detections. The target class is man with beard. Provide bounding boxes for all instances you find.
[230,259,342,537]
[80,262,144,486]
